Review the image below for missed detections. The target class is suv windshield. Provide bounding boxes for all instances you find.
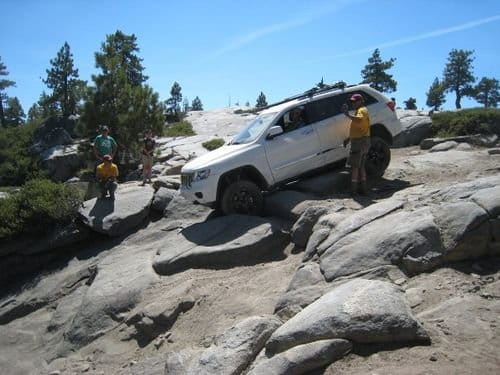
[231,113,277,144]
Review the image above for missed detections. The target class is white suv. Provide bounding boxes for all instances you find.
[180,83,402,215]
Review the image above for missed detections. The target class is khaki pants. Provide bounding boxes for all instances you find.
[350,137,370,169]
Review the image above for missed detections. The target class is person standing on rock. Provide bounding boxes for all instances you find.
[141,130,156,185]
[96,155,119,199]
[93,125,117,167]
[342,93,370,195]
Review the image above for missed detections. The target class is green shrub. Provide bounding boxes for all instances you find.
[164,120,196,137]
[0,178,82,240]
[202,138,225,151]
[0,123,43,186]
[431,108,500,138]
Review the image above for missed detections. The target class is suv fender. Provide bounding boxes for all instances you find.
[216,166,269,206]
[370,123,393,145]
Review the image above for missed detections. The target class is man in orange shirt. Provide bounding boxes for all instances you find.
[342,93,370,195]
[96,155,119,199]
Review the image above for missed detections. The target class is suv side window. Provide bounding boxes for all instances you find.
[276,105,309,133]
[306,95,341,123]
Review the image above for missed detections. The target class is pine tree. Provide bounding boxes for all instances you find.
[245,101,250,107]
[191,96,203,111]
[426,78,446,111]
[256,92,268,108]
[403,97,417,110]
[166,82,183,119]
[0,57,16,127]
[80,30,165,164]
[4,97,25,126]
[43,42,85,117]
[182,97,190,113]
[473,77,500,108]
[361,49,397,93]
[95,30,148,86]
[443,49,475,109]
[317,77,326,88]
[27,103,43,124]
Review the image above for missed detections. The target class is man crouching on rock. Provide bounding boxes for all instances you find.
[96,155,119,200]
[342,93,370,195]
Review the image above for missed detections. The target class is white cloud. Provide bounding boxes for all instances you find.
[207,0,364,59]
[322,14,500,60]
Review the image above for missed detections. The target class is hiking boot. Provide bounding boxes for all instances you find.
[359,181,369,195]
[350,181,358,196]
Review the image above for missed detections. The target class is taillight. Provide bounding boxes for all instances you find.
[387,101,395,112]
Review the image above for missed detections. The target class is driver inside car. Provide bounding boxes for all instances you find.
[284,107,306,132]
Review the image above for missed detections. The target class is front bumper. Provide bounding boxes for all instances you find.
[179,173,218,205]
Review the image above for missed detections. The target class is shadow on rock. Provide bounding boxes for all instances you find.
[153,215,290,275]
[369,177,413,199]
[88,198,115,229]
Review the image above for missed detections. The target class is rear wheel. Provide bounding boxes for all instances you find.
[366,136,390,177]
[220,179,263,216]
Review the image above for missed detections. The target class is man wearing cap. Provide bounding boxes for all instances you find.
[93,125,117,165]
[96,155,119,199]
[342,93,370,195]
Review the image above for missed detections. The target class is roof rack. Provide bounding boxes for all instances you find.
[261,81,356,110]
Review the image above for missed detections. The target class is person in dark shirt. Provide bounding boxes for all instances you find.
[141,130,156,185]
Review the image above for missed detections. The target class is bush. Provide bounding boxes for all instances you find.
[164,120,196,137]
[202,138,225,151]
[0,123,43,186]
[0,178,83,240]
[431,108,500,138]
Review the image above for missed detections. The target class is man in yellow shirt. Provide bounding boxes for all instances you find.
[342,93,371,195]
[96,155,119,199]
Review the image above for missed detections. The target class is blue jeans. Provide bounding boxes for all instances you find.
[99,180,117,199]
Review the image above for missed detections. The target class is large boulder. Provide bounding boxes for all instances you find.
[168,315,282,375]
[248,339,352,375]
[432,201,490,262]
[290,205,332,248]
[40,144,83,182]
[124,280,197,344]
[266,278,429,354]
[153,215,289,275]
[274,262,330,319]
[319,208,442,281]
[151,187,176,212]
[394,110,432,147]
[429,140,458,152]
[59,222,163,353]
[30,116,78,153]
[264,190,322,221]
[421,134,499,150]
[78,183,155,236]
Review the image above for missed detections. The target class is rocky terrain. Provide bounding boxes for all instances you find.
[1,108,499,375]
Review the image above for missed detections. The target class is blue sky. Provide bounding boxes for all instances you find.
[1,0,500,113]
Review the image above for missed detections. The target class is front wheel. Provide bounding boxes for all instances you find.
[220,179,263,216]
[366,136,391,178]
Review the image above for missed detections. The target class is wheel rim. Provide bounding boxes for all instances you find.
[368,141,388,169]
[231,189,258,213]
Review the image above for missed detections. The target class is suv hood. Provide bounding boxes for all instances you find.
[182,143,254,172]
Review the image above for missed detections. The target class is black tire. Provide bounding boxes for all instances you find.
[366,136,391,178]
[220,179,263,216]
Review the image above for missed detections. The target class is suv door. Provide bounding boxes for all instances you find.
[264,106,322,183]
[306,94,350,166]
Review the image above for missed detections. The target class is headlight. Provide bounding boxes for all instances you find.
[194,169,211,181]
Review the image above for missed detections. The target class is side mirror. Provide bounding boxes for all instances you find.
[266,126,283,140]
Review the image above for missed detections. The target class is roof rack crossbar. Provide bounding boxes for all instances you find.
[260,81,357,110]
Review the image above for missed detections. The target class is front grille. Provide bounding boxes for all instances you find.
[181,173,194,188]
